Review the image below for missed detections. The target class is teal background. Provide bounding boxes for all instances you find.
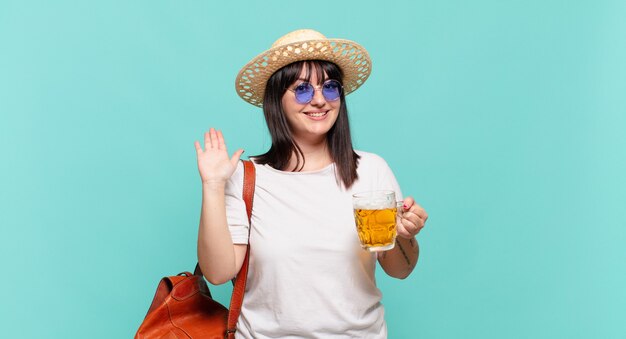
[1,0,625,338]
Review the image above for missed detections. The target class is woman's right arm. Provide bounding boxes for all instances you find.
[194,128,246,285]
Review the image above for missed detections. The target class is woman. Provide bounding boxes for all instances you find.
[194,29,428,338]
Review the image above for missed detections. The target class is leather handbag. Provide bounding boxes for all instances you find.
[135,160,256,339]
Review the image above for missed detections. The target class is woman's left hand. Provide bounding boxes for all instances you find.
[397,196,428,239]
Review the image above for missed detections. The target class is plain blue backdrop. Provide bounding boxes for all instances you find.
[1,0,625,338]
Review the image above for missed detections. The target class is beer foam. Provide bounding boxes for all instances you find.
[353,198,393,210]
[353,191,396,210]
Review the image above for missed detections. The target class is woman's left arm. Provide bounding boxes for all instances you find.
[378,196,428,279]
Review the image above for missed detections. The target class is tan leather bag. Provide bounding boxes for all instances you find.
[135,160,255,339]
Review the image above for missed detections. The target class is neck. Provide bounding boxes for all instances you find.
[288,136,332,171]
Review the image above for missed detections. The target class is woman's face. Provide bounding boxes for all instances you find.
[281,66,341,143]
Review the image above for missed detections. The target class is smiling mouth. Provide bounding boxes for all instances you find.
[304,111,328,117]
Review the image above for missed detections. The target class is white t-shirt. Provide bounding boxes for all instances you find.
[225,150,403,339]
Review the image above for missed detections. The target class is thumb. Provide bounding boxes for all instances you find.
[403,196,415,211]
[230,149,244,167]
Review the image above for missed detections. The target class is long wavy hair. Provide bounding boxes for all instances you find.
[252,60,360,189]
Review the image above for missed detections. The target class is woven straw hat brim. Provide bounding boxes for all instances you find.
[235,38,371,107]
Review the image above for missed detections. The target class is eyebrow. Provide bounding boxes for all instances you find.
[293,76,332,86]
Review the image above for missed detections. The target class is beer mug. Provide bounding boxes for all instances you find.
[352,190,401,252]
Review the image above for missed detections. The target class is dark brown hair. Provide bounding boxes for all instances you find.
[252,60,360,188]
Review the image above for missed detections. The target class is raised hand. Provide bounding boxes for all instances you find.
[194,128,244,185]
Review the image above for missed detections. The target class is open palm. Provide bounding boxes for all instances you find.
[194,128,244,184]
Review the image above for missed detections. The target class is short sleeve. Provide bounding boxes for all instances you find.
[224,161,250,244]
[376,156,404,202]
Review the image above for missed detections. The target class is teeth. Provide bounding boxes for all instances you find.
[306,112,327,117]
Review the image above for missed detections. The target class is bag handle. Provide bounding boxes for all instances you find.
[192,160,256,338]
[226,160,255,337]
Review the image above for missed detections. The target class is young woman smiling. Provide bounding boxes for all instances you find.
[194,29,428,338]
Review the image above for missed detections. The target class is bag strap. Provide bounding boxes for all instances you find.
[193,160,255,338]
[226,160,255,337]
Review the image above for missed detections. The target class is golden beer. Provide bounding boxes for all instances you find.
[354,207,398,251]
[352,190,399,252]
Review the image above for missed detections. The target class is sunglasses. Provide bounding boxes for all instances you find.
[287,79,343,104]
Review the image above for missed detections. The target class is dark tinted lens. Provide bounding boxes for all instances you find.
[294,82,314,104]
[322,80,342,101]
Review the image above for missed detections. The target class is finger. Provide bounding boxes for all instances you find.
[194,141,202,154]
[402,196,415,211]
[204,131,211,149]
[230,149,245,167]
[401,217,417,232]
[401,211,421,225]
[209,128,218,149]
[217,130,226,150]
[411,218,426,229]
[407,213,426,229]
[402,217,423,235]
[409,203,428,220]
[396,223,412,239]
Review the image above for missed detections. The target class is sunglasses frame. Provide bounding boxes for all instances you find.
[286,79,344,104]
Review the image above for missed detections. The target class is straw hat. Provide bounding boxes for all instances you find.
[235,29,372,107]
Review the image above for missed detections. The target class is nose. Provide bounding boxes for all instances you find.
[309,87,327,107]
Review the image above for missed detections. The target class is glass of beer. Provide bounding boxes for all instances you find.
[352,190,400,252]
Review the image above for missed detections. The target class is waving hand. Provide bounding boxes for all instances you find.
[194,128,244,184]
